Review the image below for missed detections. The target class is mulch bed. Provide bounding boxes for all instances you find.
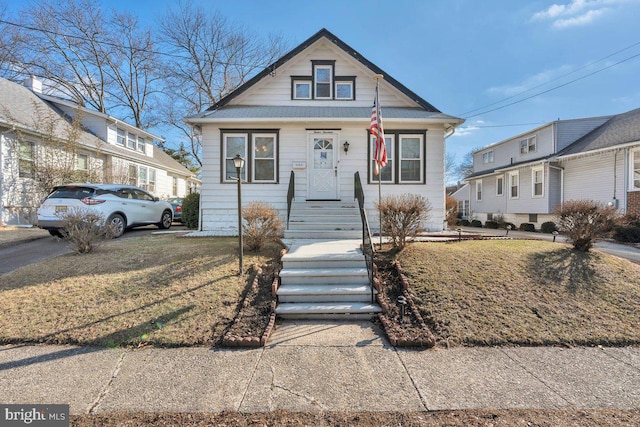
[375,259,436,347]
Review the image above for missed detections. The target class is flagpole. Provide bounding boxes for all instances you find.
[373,74,384,250]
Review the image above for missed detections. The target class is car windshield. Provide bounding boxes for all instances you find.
[48,186,95,199]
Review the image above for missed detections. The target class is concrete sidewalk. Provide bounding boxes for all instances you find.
[1,321,638,414]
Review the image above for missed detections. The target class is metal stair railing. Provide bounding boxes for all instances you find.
[286,170,295,229]
[354,171,375,304]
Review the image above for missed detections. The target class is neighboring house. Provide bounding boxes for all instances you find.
[450,183,470,219]
[464,107,640,227]
[185,28,463,234]
[0,76,200,226]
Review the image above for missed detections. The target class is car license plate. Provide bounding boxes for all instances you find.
[55,206,68,213]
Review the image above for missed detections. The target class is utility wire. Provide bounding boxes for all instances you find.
[463,51,640,120]
[457,40,640,118]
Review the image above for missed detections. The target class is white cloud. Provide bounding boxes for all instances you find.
[452,125,480,137]
[531,0,625,28]
[487,65,573,96]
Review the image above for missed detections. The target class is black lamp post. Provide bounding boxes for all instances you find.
[233,154,245,275]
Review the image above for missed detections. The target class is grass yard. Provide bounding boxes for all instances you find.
[0,235,281,347]
[394,240,640,347]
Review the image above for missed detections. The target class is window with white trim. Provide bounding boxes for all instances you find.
[369,135,394,183]
[631,149,640,190]
[483,150,494,163]
[127,132,136,149]
[399,135,423,183]
[116,128,126,146]
[496,176,504,196]
[139,166,148,190]
[18,141,34,178]
[137,137,145,152]
[314,65,332,99]
[292,79,311,99]
[520,136,536,154]
[476,180,483,201]
[509,171,519,199]
[532,167,543,197]
[172,176,178,196]
[368,131,425,184]
[128,164,137,186]
[335,78,355,100]
[222,130,279,183]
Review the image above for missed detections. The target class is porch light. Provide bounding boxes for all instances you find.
[343,141,350,154]
[234,154,245,275]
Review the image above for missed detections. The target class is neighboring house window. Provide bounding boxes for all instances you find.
[335,77,355,100]
[148,168,156,193]
[483,150,494,163]
[509,171,519,198]
[476,180,483,201]
[137,137,145,153]
[368,131,425,184]
[532,167,543,197]
[172,176,178,196]
[128,164,137,186]
[631,149,640,190]
[127,132,136,149]
[458,200,469,218]
[369,135,394,183]
[292,78,312,99]
[117,128,126,146]
[222,130,279,183]
[313,63,333,99]
[529,214,538,223]
[76,154,89,181]
[399,135,423,183]
[520,136,536,154]
[18,141,34,178]
[139,166,148,190]
[496,176,504,196]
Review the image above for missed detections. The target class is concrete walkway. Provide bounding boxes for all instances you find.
[1,322,638,414]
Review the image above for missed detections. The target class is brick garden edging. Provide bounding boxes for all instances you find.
[377,260,436,348]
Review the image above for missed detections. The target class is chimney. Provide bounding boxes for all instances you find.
[23,75,42,94]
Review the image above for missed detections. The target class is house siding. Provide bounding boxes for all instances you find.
[555,117,612,151]
[560,150,625,208]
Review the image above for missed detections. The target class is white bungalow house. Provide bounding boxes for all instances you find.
[464,107,640,227]
[185,28,463,235]
[0,76,200,225]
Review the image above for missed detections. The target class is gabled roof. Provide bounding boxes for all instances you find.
[201,28,443,114]
[556,107,640,157]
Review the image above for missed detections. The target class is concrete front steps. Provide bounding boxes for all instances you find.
[284,201,361,239]
[277,202,382,319]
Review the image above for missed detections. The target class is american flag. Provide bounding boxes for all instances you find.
[371,86,387,175]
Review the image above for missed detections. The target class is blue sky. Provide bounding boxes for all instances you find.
[9,0,640,172]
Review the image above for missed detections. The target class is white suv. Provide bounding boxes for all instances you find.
[37,184,173,238]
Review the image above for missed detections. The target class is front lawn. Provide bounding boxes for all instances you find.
[0,235,281,347]
[393,240,640,347]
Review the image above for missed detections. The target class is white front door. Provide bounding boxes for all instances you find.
[308,134,339,200]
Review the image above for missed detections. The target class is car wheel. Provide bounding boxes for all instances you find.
[48,229,63,238]
[158,210,172,229]
[107,213,126,238]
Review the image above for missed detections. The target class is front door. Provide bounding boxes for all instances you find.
[308,134,339,200]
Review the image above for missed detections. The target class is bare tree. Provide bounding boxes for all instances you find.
[16,0,160,128]
[157,0,289,166]
[0,2,28,80]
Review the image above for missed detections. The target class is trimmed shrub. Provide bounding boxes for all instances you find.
[555,199,617,252]
[59,208,115,254]
[460,219,470,226]
[181,193,200,229]
[375,194,432,249]
[519,223,536,232]
[470,219,483,228]
[612,225,640,243]
[484,220,499,229]
[242,201,283,251]
[502,222,516,230]
[540,221,558,233]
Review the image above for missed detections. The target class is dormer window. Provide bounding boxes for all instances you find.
[292,60,355,101]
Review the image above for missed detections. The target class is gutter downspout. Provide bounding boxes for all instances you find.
[443,125,456,230]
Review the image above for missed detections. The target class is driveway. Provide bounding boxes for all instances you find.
[0,224,188,275]
[460,226,640,264]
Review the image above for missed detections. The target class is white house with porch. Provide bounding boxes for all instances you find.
[186,28,463,235]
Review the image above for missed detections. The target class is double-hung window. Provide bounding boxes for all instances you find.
[496,176,504,196]
[483,150,494,163]
[127,132,136,149]
[314,64,332,99]
[116,128,126,146]
[368,131,425,184]
[18,141,34,178]
[139,166,148,190]
[476,180,483,201]
[509,171,519,199]
[222,130,279,183]
[532,167,543,197]
[520,136,537,154]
